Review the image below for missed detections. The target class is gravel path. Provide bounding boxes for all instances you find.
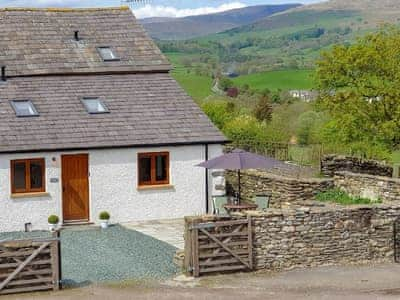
[0,225,179,287]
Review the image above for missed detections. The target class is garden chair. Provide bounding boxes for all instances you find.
[254,194,270,211]
[212,195,228,215]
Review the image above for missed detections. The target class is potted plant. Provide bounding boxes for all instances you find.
[48,215,59,231]
[99,211,110,229]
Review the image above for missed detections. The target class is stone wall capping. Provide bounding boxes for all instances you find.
[321,155,393,177]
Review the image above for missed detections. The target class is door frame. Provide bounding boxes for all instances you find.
[61,153,90,223]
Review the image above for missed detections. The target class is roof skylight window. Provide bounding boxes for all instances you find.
[10,100,39,117]
[97,47,119,61]
[82,98,109,114]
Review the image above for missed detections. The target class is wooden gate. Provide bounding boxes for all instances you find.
[185,217,253,277]
[0,235,60,295]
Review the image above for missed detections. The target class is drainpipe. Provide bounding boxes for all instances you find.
[205,144,209,213]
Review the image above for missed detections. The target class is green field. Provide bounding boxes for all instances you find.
[232,69,314,91]
[166,53,315,101]
[171,72,212,102]
[166,52,213,101]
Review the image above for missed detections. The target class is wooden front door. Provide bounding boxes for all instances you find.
[62,154,89,222]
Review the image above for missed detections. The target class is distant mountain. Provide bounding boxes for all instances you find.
[230,0,400,34]
[140,4,302,40]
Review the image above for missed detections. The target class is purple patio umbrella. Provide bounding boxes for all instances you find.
[197,149,292,203]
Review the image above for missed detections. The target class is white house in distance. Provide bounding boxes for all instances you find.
[0,7,227,232]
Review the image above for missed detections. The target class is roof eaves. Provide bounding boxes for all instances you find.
[0,139,230,155]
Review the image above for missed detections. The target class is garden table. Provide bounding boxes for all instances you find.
[223,202,258,213]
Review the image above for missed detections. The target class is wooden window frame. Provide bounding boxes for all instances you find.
[138,152,170,187]
[11,158,46,194]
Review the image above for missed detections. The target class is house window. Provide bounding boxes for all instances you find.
[10,100,39,117]
[97,47,119,61]
[11,158,45,194]
[81,98,109,114]
[138,152,169,186]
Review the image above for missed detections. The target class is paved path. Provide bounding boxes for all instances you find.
[7,263,400,299]
[123,218,184,249]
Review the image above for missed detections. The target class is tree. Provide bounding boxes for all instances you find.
[218,77,234,91]
[296,111,325,145]
[315,26,400,155]
[253,95,273,122]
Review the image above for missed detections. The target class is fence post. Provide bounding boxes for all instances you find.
[51,230,62,290]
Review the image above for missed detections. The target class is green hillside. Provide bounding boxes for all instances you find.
[232,69,314,91]
[167,53,212,101]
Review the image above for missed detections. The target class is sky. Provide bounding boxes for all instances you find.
[0,0,325,18]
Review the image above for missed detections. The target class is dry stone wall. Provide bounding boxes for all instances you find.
[249,204,400,271]
[334,171,400,202]
[321,155,393,177]
[226,170,333,208]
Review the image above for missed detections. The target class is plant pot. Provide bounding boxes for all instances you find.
[100,220,109,229]
[48,223,58,231]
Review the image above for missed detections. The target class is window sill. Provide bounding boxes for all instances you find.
[137,184,175,191]
[11,192,50,199]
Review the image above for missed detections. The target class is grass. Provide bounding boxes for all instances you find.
[316,189,382,205]
[390,150,400,165]
[165,52,213,101]
[171,71,212,102]
[232,69,314,91]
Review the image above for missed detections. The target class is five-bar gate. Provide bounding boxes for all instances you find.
[0,235,60,295]
[185,217,253,277]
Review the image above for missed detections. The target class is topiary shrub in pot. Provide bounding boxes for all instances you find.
[99,211,110,229]
[48,215,60,231]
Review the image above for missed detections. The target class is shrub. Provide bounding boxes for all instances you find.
[223,115,267,146]
[316,189,381,205]
[296,111,326,145]
[201,100,236,129]
[48,215,59,224]
[218,77,234,91]
[99,211,110,220]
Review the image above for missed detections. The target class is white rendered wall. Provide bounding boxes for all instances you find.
[0,144,223,232]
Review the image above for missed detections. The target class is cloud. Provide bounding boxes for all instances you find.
[133,2,247,19]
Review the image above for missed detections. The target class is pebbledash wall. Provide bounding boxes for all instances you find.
[226,170,334,207]
[0,144,222,232]
[248,204,400,270]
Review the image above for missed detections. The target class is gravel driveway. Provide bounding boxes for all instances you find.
[0,225,179,287]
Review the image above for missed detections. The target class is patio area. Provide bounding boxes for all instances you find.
[123,219,184,250]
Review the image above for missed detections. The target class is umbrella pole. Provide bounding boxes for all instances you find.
[238,170,241,204]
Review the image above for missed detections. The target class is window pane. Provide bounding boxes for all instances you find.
[98,47,117,61]
[13,162,26,190]
[82,98,108,114]
[11,100,38,117]
[30,161,43,189]
[139,157,151,183]
[155,155,168,181]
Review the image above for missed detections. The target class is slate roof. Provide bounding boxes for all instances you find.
[0,73,226,153]
[0,7,171,76]
[0,7,227,152]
